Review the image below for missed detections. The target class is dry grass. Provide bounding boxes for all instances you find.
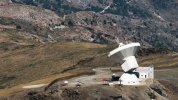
[0,68,94,97]
[139,53,178,69]
[1,39,178,98]
[0,41,112,88]
[1,40,178,89]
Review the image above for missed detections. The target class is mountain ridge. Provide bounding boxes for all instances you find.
[0,0,178,51]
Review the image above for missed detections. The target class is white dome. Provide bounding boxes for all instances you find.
[120,73,139,82]
[64,81,68,84]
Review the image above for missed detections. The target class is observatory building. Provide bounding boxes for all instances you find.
[108,42,154,85]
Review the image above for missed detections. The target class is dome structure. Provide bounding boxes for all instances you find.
[119,73,140,85]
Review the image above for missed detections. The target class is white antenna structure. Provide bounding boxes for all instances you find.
[108,42,154,85]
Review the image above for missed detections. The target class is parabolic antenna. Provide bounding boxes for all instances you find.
[108,43,140,72]
[108,42,154,86]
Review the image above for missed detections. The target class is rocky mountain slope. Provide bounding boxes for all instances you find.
[0,0,178,50]
[0,0,178,51]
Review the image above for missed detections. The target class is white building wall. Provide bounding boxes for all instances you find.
[148,66,154,79]
[139,73,148,78]
[119,80,140,85]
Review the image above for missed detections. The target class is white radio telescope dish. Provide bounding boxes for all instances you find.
[108,43,140,72]
[108,42,154,86]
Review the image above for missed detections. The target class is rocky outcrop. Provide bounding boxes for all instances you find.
[11,0,112,15]
[0,2,64,43]
[0,4,62,28]
[63,11,178,50]
[0,0,178,51]
[9,80,172,100]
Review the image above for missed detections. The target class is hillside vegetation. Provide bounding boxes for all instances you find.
[0,38,178,89]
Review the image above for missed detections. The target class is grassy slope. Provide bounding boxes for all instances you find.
[0,41,115,88]
[139,52,178,69]
[1,30,178,98]
[1,36,178,89]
